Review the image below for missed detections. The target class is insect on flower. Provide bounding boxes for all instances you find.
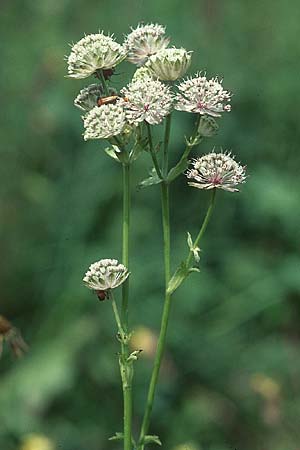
[97,95,129,107]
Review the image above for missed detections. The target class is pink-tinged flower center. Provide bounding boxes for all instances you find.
[197,101,206,110]
[211,175,222,185]
[144,103,150,111]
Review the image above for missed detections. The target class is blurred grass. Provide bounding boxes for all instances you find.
[1,1,300,449]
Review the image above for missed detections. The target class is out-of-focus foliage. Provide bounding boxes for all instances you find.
[0,1,299,449]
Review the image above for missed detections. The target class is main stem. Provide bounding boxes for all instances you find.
[138,120,172,449]
[121,162,132,450]
[138,182,171,449]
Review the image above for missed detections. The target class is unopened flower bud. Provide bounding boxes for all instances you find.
[197,115,219,137]
[146,48,192,81]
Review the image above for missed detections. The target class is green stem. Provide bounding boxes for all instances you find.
[111,291,125,338]
[97,69,110,96]
[121,162,132,450]
[186,189,217,267]
[162,114,172,177]
[168,115,202,181]
[146,122,163,180]
[138,181,171,449]
[122,163,130,327]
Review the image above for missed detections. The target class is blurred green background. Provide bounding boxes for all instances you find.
[1,1,300,449]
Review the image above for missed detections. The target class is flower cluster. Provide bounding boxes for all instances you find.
[124,23,170,66]
[176,73,232,117]
[83,259,129,296]
[67,32,126,79]
[146,48,192,81]
[83,103,126,140]
[121,78,173,125]
[186,152,246,192]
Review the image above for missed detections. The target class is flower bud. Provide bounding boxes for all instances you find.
[146,48,192,81]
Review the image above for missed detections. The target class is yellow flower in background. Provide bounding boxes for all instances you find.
[250,373,281,400]
[130,326,158,358]
[172,442,201,450]
[20,434,55,450]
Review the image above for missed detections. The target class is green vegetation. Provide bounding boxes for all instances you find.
[0,1,299,449]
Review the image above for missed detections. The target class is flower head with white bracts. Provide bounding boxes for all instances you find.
[83,103,126,140]
[83,259,129,295]
[146,48,192,81]
[124,23,170,66]
[175,73,232,117]
[74,84,103,112]
[121,78,173,125]
[186,151,246,192]
[66,32,126,79]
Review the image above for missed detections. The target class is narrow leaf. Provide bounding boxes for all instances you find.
[138,169,162,189]
[143,435,162,446]
[108,432,124,441]
[167,262,189,295]
[167,157,189,182]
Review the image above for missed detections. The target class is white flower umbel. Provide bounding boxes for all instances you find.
[67,32,126,79]
[146,48,192,81]
[186,151,246,192]
[175,73,232,117]
[124,23,170,66]
[121,78,173,125]
[74,84,103,112]
[83,103,126,140]
[83,259,129,294]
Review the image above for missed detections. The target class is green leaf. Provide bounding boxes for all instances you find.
[108,432,124,441]
[167,262,189,295]
[104,145,121,163]
[108,432,136,447]
[143,435,162,446]
[167,157,189,182]
[167,261,200,295]
[139,169,162,189]
[187,232,201,263]
[130,136,148,162]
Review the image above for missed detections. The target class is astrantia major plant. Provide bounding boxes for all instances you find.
[66,22,247,450]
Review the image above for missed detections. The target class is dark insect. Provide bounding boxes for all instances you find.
[96,290,109,301]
